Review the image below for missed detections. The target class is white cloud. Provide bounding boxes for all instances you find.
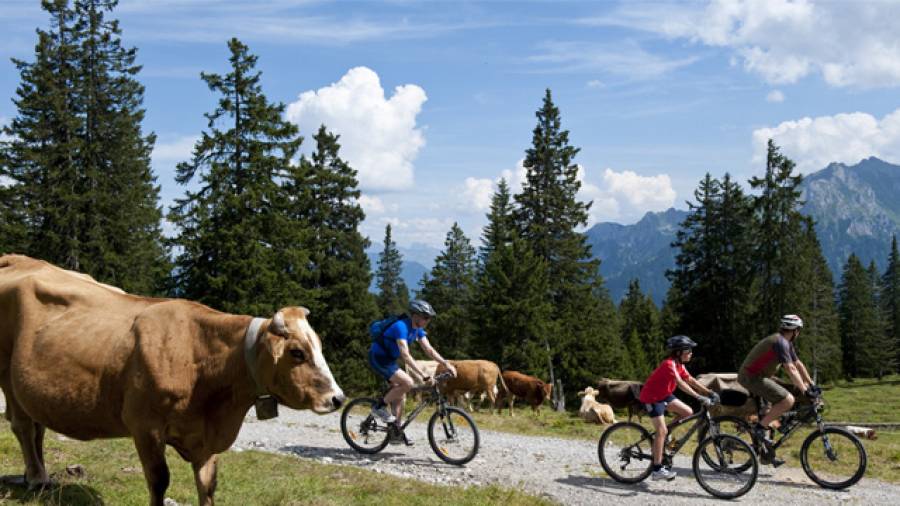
[766,89,785,103]
[752,108,900,173]
[597,0,900,89]
[528,39,697,80]
[358,194,389,215]
[458,177,495,212]
[364,216,455,250]
[152,135,198,165]
[286,67,427,192]
[586,80,604,88]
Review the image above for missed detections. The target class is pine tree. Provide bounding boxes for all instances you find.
[750,140,806,336]
[418,223,477,359]
[285,125,378,390]
[619,279,662,379]
[513,90,625,407]
[479,178,514,265]
[883,236,900,373]
[169,38,310,315]
[839,254,887,378]
[375,224,409,316]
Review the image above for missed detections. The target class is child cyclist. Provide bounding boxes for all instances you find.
[638,335,719,480]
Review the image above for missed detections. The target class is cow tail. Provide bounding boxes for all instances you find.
[497,370,509,399]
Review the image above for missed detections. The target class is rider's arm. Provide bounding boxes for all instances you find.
[795,360,814,385]
[418,337,454,375]
[686,376,713,396]
[397,340,427,379]
[674,375,703,399]
[783,361,809,392]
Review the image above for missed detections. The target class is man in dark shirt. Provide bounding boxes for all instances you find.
[738,314,818,464]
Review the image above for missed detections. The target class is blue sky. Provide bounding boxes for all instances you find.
[3,0,900,252]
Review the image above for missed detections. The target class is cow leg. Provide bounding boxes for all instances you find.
[4,392,50,488]
[192,454,218,506]
[133,432,170,506]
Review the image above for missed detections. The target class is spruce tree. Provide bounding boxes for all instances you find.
[169,38,311,315]
[285,125,378,390]
[513,90,625,406]
[839,254,887,378]
[418,223,477,359]
[883,236,900,373]
[619,279,662,379]
[479,178,514,265]
[375,224,409,316]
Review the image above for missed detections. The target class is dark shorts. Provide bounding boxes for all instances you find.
[368,348,398,381]
[644,394,676,418]
[738,371,790,404]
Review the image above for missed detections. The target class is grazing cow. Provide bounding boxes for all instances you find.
[404,359,439,401]
[0,255,344,506]
[595,378,645,421]
[496,371,552,415]
[436,360,507,412]
[577,387,617,424]
[680,373,813,419]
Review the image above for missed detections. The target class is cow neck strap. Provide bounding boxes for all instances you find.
[243,317,269,398]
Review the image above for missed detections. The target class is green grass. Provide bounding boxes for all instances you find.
[463,375,900,484]
[0,421,552,506]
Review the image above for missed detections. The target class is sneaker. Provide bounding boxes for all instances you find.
[371,405,396,423]
[760,452,785,468]
[752,423,774,448]
[651,468,677,481]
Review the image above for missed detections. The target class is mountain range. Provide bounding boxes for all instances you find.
[587,157,900,304]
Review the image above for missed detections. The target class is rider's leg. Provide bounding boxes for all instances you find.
[761,393,794,427]
[666,398,692,422]
[650,415,667,467]
[384,370,414,421]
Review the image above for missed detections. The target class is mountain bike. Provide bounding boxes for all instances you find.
[710,390,867,489]
[340,371,480,465]
[598,401,759,499]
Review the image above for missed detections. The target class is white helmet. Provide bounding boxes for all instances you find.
[780,314,804,330]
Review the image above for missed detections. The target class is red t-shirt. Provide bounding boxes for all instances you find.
[639,358,691,404]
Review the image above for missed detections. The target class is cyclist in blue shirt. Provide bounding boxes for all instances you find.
[369,300,456,427]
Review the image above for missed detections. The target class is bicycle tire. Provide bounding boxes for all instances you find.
[340,397,390,454]
[427,406,480,465]
[597,421,653,484]
[701,415,753,473]
[800,427,867,489]
[692,434,758,499]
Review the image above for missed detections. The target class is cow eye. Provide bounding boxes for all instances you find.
[289,349,306,362]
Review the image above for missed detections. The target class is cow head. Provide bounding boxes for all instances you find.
[578,387,599,400]
[534,380,552,404]
[256,307,345,413]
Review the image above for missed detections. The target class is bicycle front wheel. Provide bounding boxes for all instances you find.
[700,416,754,473]
[800,427,867,489]
[428,406,480,465]
[598,422,653,484]
[340,397,390,454]
[692,434,758,499]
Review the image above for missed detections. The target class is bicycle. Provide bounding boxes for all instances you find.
[340,371,480,465]
[598,400,759,499]
[710,390,867,489]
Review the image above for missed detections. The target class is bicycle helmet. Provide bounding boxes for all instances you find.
[780,314,804,330]
[409,299,437,318]
[666,335,697,353]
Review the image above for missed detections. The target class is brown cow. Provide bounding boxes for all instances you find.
[436,360,507,412]
[595,378,645,421]
[0,255,344,506]
[496,370,552,415]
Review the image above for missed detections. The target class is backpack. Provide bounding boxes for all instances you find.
[369,314,404,349]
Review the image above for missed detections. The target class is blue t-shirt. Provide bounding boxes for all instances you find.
[370,317,426,363]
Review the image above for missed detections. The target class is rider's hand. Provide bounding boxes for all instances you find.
[446,364,457,378]
[423,376,435,386]
[698,395,713,407]
[804,386,819,399]
[708,392,721,405]
[810,384,823,396]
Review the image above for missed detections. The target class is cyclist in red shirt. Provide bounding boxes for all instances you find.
[639,335,719,481]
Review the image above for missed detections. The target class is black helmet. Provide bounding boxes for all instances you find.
[408,299,436,318]
[666,335,697,352]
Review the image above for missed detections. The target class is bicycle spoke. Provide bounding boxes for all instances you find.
[598,422,653,483]
[801,428,867,489]
[693,435,758,499]
[428,407,479,465]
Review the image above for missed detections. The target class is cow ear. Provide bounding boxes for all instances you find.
[269,311,288,337]
[577,389,585,397]
[299,306,310,318]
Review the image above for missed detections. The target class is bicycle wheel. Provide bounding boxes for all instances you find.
[428,406,480,465]
[800,427,867,489]
[340,397,390,454]
[692,434,758,499]
[700,416,753,473]
[598,422,653,484]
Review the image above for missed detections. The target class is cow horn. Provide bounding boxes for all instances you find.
[270,311,288,336]
[299,306,310,317]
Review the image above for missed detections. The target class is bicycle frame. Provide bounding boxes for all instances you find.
[661,406,716,459]
[762,399,825,453]
[380,374,455,434]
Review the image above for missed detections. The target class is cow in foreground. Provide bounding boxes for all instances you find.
[496,371,552,415]
[0,255,344,506]
[577,387,616,424]
[595,378,645,421]
[436,360,507,412]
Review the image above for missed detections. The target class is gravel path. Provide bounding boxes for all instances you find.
[232,408,900,505]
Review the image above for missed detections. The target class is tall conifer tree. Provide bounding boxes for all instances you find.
[620,279,662,378]
[883,236,900,373]
[513,90,624,406]
[419,223,477,358]
[169,38,310,315]
[839,254,888,378]
[375,224,409,316]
